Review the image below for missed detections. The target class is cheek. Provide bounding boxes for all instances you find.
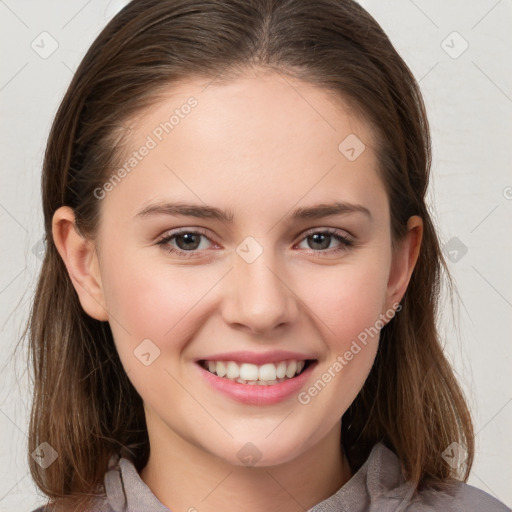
[100,257,216,406]
[101,250,225,356]
[294,262,389,425]
[105,262,206,343]
[305,254,391,349]
[295,251,391,410]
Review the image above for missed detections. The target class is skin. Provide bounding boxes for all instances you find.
[52,68,422,512]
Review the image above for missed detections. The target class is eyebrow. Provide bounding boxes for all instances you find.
[135,201,372,223]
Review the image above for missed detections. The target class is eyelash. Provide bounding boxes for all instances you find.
[156,227,354,259]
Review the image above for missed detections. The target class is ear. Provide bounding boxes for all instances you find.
[52,206,109,321]
[384,215,423,311]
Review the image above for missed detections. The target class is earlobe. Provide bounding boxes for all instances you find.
[385,215,423,309]
[52,206,109,321]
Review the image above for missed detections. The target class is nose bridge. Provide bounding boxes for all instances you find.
[223,236,298,333]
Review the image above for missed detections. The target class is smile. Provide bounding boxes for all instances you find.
[199,359,313,385]
[196,358,318,405]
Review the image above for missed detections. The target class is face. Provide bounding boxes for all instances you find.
[63,69,413,467]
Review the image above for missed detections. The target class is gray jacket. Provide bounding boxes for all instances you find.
[31,442,510,511]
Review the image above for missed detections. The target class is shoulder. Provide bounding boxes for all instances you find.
[366,443,509,512]
[412,480,510,511]
[451,481,510,511]
[29,497,111,512]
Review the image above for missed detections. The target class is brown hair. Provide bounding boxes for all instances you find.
[25,0,474,509]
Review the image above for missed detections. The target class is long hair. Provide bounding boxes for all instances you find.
[25,0,474,509]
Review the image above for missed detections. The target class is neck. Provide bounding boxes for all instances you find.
[139,415,352,512]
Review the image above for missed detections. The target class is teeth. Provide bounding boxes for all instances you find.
[216,361,227,377]
[226,361,240,379]
[240,363,259,381]
[258,363,276,381]
[276,361,287,379]
[285,361,297,378]
[202,359,308,385]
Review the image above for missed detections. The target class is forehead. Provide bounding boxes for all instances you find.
[100,70,386,227]
[121,68,376,159]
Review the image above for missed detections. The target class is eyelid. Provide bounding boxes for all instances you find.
[157,226,213,243]
[299,226,353,241]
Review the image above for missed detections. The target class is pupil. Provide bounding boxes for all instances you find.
[310,233,329,250]
[178,233,199,250]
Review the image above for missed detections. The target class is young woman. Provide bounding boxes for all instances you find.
[26,0,509,511]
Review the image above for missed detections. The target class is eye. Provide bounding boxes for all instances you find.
[157,229,214,258]
[296,228,354,255]
[156,227,354,259]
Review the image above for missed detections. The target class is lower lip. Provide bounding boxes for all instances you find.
[195,361,317,405]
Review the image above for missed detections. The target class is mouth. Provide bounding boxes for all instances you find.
[197,358,316,386]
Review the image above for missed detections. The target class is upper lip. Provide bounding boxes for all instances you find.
[196,350,317,366]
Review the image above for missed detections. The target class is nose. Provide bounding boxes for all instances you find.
[221,245,299,336]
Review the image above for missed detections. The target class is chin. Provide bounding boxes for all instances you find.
[208,433,313,469]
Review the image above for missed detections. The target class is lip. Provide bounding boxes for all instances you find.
[195,350,317,366]
[195,359,318,406]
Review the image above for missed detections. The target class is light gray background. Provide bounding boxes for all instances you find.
[1,0,511,510]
